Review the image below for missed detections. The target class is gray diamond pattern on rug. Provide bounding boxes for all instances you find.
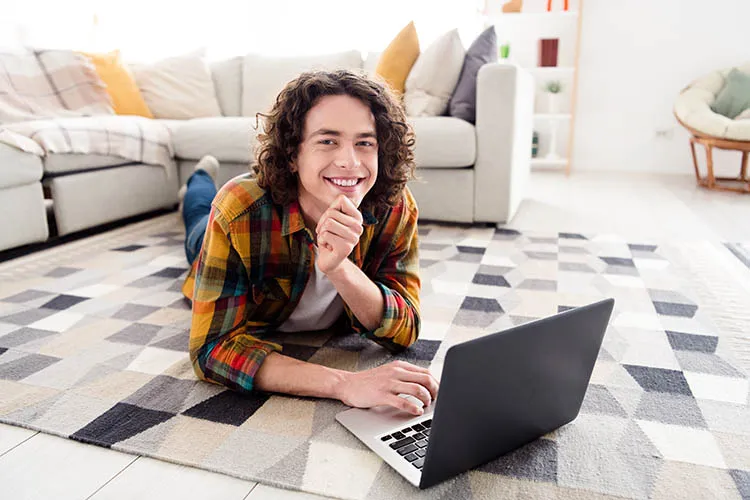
[0,224,749,499]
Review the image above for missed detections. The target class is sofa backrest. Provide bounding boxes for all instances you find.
[137,51,367,119]
[210,57,243,117]
[240,50,364,119]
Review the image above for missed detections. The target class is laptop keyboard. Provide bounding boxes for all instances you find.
[378,419,432,469]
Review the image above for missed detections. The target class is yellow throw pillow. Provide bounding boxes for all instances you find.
[80,50,153,118]
[375,21,420,95]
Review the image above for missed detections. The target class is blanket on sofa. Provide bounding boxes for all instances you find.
[0,49,173,170]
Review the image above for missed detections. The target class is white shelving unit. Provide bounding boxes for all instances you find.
[484,0,584,174]
[531,158,568,167]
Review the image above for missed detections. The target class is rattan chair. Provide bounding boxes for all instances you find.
[674,66,750,193]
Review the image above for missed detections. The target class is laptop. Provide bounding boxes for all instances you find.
[336,298,615,489]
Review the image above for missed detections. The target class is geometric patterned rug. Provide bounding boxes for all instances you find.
[1,218,749,499]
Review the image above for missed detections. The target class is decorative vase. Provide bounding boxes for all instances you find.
[532,131,539,158]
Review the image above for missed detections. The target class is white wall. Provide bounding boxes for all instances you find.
[1,1,484,62]
[573,0,750,174]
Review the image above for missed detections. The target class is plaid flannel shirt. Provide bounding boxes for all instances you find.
[182,174,421,393]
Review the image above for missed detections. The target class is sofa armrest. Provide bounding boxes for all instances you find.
[0,142,45,188]
[474,63,535,223]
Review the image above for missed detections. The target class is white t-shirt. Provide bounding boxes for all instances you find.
[278,246,344,332]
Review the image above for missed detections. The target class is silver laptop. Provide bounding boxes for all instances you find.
[336,298,615,489]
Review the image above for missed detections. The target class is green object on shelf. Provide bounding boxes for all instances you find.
[545,80,563,93]
[532,131,539,158]
[500,43,510,59]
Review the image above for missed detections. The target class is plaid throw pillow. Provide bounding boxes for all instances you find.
[0,48,113,123]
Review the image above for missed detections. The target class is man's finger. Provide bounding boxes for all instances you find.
[318,209,362,238]
[393,382,431,408]
[396,368,439,401]
[334,194,363,223]
[394,360,431,374]
[387,395,423,416]
[318,216,360,243]
[318,231,348,254]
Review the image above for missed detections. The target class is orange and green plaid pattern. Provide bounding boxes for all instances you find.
[182,175,421,393]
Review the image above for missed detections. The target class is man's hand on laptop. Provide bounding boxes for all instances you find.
[335,360,439,416]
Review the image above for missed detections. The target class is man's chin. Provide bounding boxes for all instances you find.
[326,193,363,209]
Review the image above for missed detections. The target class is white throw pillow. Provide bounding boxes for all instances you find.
[363,52,381,77]
[404,29,465,117]
[132,50,222,119]
[241,51,363,118]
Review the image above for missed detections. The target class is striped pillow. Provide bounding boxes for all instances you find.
[0,49,113,123]
[34,49,114,116]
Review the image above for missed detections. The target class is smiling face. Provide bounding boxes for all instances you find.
[293,94,378,226]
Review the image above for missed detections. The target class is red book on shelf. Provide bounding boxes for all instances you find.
[539,38,559,67]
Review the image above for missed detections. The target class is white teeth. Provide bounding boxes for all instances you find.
[329,178,358,187]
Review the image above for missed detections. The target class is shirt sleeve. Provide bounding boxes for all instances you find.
[350,192,421,352]
[189,206,281,393]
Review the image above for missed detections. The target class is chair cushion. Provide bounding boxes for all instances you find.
[171,117,258,163]
[675,65,750,141]
[410,116,475,168]
[0,143,44,189]
[712,68,750,119]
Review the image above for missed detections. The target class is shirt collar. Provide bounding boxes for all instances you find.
[281,200,378,236]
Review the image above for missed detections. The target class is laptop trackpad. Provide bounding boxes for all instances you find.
[337,395,435,437]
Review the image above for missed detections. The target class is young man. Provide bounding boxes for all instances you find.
[181,70,437,416]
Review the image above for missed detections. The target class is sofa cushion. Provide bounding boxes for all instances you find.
[211,57,243,117]
[36,120,181,175]
[409,117,475,168]
[172,117,259,163]
[80,50,153,118]
[0,143,44,189]
[449,26,498,124]
[363,52,380,77]
[0,48,113,123]
[375,21,420,95]
[44,154,132,175]
[405,29,465,117]
[241,50,363,118]
[132,51,222,119]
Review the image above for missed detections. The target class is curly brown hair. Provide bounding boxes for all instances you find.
[253,69,416,213]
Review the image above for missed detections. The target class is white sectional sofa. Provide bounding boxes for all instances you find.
[0,54,534,253]
[0,144,49,251]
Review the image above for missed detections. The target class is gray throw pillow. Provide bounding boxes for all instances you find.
[712,68,750,119]
[448,26,498,124]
